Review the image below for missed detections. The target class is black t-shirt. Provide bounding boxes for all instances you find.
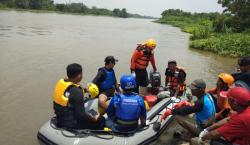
[66,86,93,123]
[232,71,250,87]
[165,68,186,84]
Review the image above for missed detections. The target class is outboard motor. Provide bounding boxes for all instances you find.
[150,70,161,87]
[148,71,162,95]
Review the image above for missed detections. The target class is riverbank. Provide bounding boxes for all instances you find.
[156,10,250,57]
[0,2,155,19]
[0,7,115,18]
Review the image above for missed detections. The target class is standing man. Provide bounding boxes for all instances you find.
[165,60,187,97]
[92,56,119,114]
[53,63,105,130]
[130,39,157,96]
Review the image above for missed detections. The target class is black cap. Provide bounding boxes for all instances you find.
[189,79,206,90]
[168,59,177,65]
[104,56,118,64]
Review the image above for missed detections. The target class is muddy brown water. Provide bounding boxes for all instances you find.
[0,10,237,145]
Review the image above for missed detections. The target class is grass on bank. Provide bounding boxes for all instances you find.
[157,15,250,57]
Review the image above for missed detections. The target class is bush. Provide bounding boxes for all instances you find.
[190,34,250,57]
[243,28,250,34]
[157,9,249,57]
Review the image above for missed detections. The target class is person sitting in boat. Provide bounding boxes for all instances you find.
[199,87,250,145]
[161,79,216,137]
[130,39,157,96]
[53,63,105,130]
[232,56,250,90]
[107,75,147,132]
[92,56,119,115]
[165,60,186,97]
[207,73,235,121]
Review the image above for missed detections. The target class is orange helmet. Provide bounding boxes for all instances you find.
[145,39,157,49]
[218,73,234,87]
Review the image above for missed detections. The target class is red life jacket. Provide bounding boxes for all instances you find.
[165,67,186,91]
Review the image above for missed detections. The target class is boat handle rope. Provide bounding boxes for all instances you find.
[49,119,114,140]
[60,128,115,140]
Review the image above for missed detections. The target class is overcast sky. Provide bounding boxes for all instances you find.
[54,0,224,17]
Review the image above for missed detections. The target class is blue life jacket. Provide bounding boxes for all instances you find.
[195,93,216,129]
[116,93,143,121]
[100,68,116,92]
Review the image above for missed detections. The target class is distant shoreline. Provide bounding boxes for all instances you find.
[0,5,156,19]
[0,8,121,18]
[155,10,250,57]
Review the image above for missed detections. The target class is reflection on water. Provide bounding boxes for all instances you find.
[0,10,237,145]
[0,24,52,37]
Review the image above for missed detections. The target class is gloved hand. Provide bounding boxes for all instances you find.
[173,101,192,109]
[199,129,208,141]
[160,109,172,122]
[131,71,136,78]
[198,137,205,145]
[171,96,178,102]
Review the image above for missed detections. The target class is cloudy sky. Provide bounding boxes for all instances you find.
[54,0,224,17]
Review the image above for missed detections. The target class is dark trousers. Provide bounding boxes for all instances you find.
[134,69,149,93]
[210,139,233,145]
[78,116,106,130]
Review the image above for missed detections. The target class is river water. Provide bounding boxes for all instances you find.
[0,10,237,145]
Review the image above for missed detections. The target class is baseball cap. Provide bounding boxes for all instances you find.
[189,79,206,90]
[104,56,118,64]
[168,59,177,65]
[220,87,250,106]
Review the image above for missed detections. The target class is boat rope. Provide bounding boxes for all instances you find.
[49,119,114,140]
[61,129,114,140]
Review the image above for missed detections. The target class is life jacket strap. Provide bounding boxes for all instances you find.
[116,119,137,125]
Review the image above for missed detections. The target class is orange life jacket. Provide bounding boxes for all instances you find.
[208,88,231,110]
[165,67,186,91]
[133,45,152,70]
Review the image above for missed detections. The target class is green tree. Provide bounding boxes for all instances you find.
[15,0,29,9]
[0,0,15,7]
[161,9,191,17]
[55,3,66,12]
[68,3,85,13]
[112,8,128,18]
[218,0,250,31]
[29,0,54,9]
[120,8,128,18]
[29,0,42,9]
[113,8,121,16]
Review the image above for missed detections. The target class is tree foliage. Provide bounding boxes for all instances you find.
[113,8,128,18]
[0,0,138,18]
[158,8,250,57]
[218,0,250,31]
